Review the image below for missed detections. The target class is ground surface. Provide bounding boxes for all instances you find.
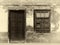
[0,31,60,43]
[26,30,60,43]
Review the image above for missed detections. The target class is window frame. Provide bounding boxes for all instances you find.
[34,9,51,33]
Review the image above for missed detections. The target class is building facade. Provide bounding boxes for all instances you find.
[0,0,60,43]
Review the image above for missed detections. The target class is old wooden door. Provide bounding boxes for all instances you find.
[8,10,26,42]
[34,10,50,33]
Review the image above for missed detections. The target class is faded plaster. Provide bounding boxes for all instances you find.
[0,0,60,43]
[0,5,60,33]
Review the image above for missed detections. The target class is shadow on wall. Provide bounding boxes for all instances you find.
[51,9,60,32]
[0,32,8,43]
[26,25,60,43]
[26,26,34,31]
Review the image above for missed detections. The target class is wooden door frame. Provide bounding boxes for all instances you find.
[8,10,26,42]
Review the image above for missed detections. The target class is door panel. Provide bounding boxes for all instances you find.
[8,10,25,41]
[34,10,50,33]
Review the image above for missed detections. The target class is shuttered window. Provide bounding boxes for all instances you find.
[34,10,50,33]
